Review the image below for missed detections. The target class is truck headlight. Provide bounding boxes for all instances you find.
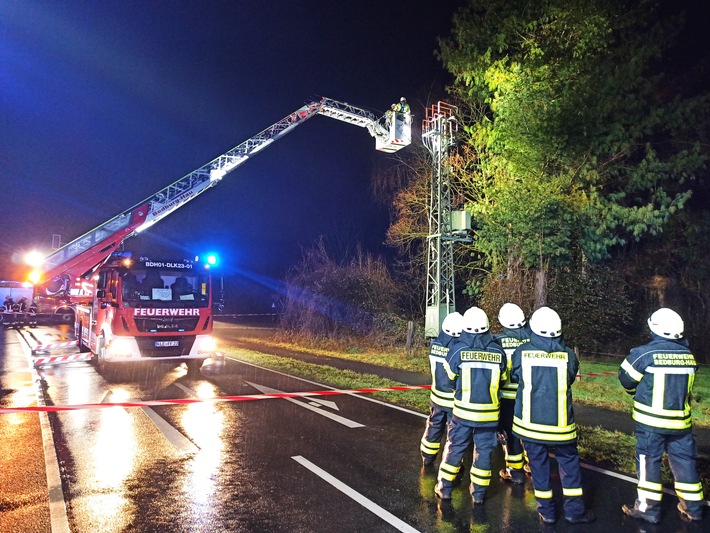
[108,337,133,357]
[198,336,216,354]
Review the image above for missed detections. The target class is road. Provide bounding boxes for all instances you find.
[0,321,705,532]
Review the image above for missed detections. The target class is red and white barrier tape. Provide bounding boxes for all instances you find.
[32,353,93,366]
[0,384,431,414]
[32,340,79,352]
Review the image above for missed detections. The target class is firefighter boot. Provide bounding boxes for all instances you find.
[434,481,452,500]
[499,466,525,484]
[677,502,703,522]
[469,484,485,505]
[422,452,436,467]
[622,502,660,524]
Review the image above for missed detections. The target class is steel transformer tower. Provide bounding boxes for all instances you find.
[422,102,458,337]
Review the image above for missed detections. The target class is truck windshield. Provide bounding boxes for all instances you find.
[121,269,210,307]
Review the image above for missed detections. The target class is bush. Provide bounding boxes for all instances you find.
[280,239,411,347]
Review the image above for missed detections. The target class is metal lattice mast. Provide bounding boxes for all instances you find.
[422,102,458,337]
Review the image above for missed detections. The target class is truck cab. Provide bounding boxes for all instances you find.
[76,255,216,373]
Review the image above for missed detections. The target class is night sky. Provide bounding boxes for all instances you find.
[1,1,464,307]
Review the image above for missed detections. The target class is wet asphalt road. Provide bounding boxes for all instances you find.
[0,322,706,532]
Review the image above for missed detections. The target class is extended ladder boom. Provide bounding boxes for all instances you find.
[38,97,411,293]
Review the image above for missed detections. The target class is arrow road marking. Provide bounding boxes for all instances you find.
[307,397,339,410]
[246,381,363,428]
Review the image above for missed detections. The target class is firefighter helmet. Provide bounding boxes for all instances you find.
[400,97,407,102]
[463,306,489,334]
[530,306,562,338]
[498,303,526,329]
[441,312,464,337]
[647,308,684,339]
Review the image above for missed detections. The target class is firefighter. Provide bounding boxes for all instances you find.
[420,311,464,466]
[494,303,530,484]
[3,295,13,312]
[435,306,506,504]
[510,306,596,524]
[619,308,704,524]
[393,97,410,115]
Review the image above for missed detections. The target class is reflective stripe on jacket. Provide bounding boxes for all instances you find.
[511,333,579,444]
[446,331,507,427]
[428,332,457,409]
[495,326,530,401]
[618,336,696,433]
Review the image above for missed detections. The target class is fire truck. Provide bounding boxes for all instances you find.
[73,254,215,373]
[28,97,411,370]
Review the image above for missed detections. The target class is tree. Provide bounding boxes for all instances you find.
[437,0,710,308]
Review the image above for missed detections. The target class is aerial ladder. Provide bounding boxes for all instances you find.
[34,97,412,297]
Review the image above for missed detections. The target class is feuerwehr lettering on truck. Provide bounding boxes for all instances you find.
[134,308,200,316]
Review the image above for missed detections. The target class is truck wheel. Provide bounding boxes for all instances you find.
[95,335,108,374]
[186,359,204,376]
[56,309,75,323]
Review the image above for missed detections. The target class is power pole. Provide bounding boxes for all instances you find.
[422,102,459,337]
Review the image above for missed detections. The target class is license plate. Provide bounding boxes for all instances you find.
[155,340,179,347]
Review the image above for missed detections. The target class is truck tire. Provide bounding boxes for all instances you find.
[56,308,75,324]
[95,334,110,375]
[186,359,204,376]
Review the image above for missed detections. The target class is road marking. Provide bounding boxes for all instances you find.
[579,460,710,506]
[308,397,339,410]
[174,382,198,397]
[138,405,199,454]
[246,381,364,428]
[230,356,427,419]
[16,331,71,533]
[292,455,421,533]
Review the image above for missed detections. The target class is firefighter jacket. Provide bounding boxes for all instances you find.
[511,333,579,444]
[495,326,531,401]
[427,331,459,409]
[444,330,507,427]
[618,335,697,434]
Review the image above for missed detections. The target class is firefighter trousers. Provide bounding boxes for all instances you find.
[499,398,525,471]
[634,427,704,520]
[437,418,497,499]
[523,440,585,520]
[420,403,453,462]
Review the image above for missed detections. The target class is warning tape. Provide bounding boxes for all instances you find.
[32,353,93,366]
[32,340,79,352]
[583,371,617,377]
[0,384,431,414]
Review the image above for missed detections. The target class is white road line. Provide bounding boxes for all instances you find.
[16,331,71,533]
[139,406,199,454]
[246,381,364,428]
[292,455,421,533]
[229,355,427,418]
[174,382,198,397]
[579,460,710,506]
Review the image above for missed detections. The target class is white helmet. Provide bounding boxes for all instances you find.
[648,308,684,339]
[529,306,562,338]
[498,303,526,329]
[441,312,464,337]
[463,306,489,334]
